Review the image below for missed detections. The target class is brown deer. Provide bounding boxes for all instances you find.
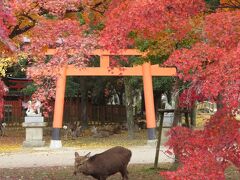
[91,124,122,138]
[74,146,132,180]
[63,121,82,140]
[0,122,6,136]
[91,126,112,138]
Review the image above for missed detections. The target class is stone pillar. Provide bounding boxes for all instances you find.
[161,114,174,145]
[22,116,47,147]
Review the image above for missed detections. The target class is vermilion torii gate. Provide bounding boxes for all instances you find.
[47,49,176,148]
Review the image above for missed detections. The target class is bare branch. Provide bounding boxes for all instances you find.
[9,14,36,38]
[219,0,240,9]
[218,4,240,9]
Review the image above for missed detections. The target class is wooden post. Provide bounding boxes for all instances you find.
[100,56,110,68]
[154,111,164,169]
[184,111,190,128]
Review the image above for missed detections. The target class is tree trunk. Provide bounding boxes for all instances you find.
[117,91,124,105]
[154,91,162,122]
[216,94,223,110]
[80,78,88,128]
[171,79,181,171]
[173,79,181,126]
[124,77,135,139]
[190,101,197,127]
[141,91,145,116]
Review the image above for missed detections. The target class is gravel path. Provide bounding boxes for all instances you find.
[0,145,174,168]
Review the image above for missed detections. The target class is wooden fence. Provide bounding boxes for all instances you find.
[63,98,126,125]
[4,100,24,126]
[3,99,126,126]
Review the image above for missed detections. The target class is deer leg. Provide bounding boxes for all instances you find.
[99,176,107,180]
[120,168,129,180]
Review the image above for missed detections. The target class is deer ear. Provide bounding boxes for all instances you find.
[85,152,91,158]
[75,152,80,158]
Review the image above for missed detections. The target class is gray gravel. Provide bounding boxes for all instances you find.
[0,145,174,168]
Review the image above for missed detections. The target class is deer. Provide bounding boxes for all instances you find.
[91,126,112,138]
[0,122,6,136]
[63,121,83,140]
[74,146,132,180]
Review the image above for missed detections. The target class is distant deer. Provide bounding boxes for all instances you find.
[63,121,82,139]
[0,122,6,136]
[104,124,122,134]
[91,124,122,138]
[91,126,111,138]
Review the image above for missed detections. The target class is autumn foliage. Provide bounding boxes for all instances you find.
[0,0,99,114]
[24,19,97,113]
[0,0,240,178]
[100,0,206,50]
[161,5,240,180]
[166,10,240,113]
[0,0,17,52]
[101,0,240,179]
[161,113,240,179]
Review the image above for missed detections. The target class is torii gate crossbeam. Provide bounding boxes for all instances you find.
[48,49,176,148]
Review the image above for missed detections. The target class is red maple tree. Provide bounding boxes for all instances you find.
[24,19,97,114]
[160,9,240,179]
[166,11,240,112]
[0,0,98,115]
[101,0,240,179]
[1,1,239,178]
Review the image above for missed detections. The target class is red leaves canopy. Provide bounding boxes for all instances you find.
[205,11,240,50]
[25,19,97,67]
[24,19,97,114]
[0,0,98,115]
[162,10,240,179]
[0,0,15,37]
[101,2,239,113]
[0,0,17,51]
[100,0,205,50]
[166,11,240,112]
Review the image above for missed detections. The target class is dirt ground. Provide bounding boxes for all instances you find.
[1,164,239,180]
[0,113,211,153]
[0,128,149,153]
[0,164,165,180]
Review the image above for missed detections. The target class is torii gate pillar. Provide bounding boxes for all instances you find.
[142,62,156,140]
[50,67,67,148]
